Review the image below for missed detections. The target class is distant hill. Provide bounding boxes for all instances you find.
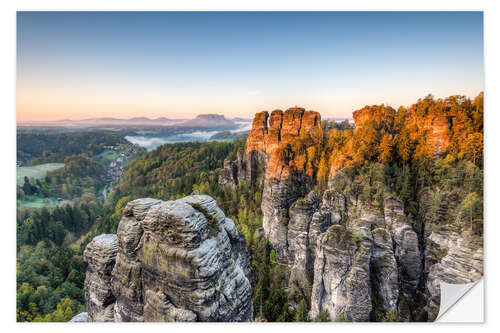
[18,114,244,128]
[18,117,186,127]
[232,117,253,122]
[179,114,236,128]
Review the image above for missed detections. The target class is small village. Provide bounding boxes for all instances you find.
[100,143,143,198]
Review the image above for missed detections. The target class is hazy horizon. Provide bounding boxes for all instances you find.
[15,111,355,124]
[17,12,484,122]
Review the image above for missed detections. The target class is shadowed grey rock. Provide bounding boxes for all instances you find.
[70,312,88,322]
[384,197,421,310]
[309,225,372,322]
[83,234,118,322]
[424,228,483,317]
[287,191,318,301]
[371,228,399,312]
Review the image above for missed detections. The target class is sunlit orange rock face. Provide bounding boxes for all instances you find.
[328,154,353,180]
[352,105,396,131]
[266,110,284,153]
[245,107,321,180]
[406,111,452,156]
[352,108,372,130]
[428,116,451,156]
[245,111,269,153]
[280,107,305,144]
[302,110,321,129]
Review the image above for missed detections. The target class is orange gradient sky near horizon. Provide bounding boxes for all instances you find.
[17,83,484,123]
[16,12,484,123]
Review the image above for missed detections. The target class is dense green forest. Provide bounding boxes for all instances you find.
[19,154,106,200]
[93,140,246,234]
[16,192,104,321]
[17,131,128,165]
[16,131,141,322]
[17,244,87,322]
[17,194,102,247]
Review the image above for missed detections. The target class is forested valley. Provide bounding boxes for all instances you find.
[16,131,144,321]
[17,93,483,322]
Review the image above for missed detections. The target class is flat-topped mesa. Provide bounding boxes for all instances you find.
[82,195,253,322]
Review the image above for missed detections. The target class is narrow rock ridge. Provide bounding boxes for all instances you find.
[83,195,253,322]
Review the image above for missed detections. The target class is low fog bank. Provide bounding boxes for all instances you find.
[125,121,251,151]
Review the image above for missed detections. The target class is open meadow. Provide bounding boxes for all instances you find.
[16,163,64,186]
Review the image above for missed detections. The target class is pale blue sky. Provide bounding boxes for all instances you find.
[17,12,484,121]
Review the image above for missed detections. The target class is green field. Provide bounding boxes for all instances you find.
[95,149,119,164]
[17,197,71,209]
[17,163,65,186]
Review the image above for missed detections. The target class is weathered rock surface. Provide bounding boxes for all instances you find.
[287,191,319,299]
[309,204,399,321]
[218,108,482,322]
[424,228,483,317]
[70,312,88,322]
[246,111,269,154]
[257,108,321,260]
[83,195,253,322]
[383,197,422,305]
[83,234,119,322]
[219,159,239,188]
[371,227,399,310]
[261,173,309,260]
[310,225,372,321]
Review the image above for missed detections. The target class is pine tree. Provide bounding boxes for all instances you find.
[397,128,411,164]
[295,299,309,322]
[316,153,329,190]
[378,133,393,163]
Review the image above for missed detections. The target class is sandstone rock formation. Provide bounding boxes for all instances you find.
[219,107,321,188]
[309,196,409,321]
[219,107,482,322]
[219,107,322,265]
[310,224,372,322]
[83,234,119,322]
[255,108,321,261]
[383,197,422,304]
[287,191,319,299]
[219,159,239,188]
[83,195,253,322]
[424,228,483,317]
